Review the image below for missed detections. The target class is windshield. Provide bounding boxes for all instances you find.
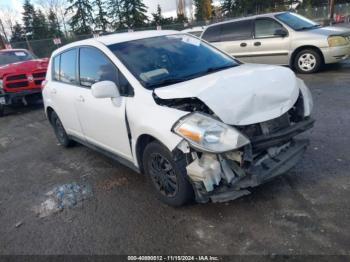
[108,34,238,89]
[0,50,36,66]
[275,12,320,31]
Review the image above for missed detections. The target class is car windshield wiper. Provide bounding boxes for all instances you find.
[204,64,236,74]
[296,24,321,31]
[145,77,191,89]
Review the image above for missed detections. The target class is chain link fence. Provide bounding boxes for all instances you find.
[9,3,350,59]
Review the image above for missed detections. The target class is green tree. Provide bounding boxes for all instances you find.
[66,0,94,34]
[93,0,109,32]
[120,0,148,28]
[151,4,164,25]
[194,0,213,21]
[107,0,123,29]
[11,22,26,42]
[22,0,35,38]
[32,9,49,39]
[48,9,63,37]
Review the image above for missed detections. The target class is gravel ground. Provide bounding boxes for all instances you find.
[0,61,349,255]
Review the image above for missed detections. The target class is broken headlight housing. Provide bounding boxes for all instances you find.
[172,113,250,153]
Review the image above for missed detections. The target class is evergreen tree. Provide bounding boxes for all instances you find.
[194,0,213,21]
[48,9,63,37]
[22,0,35,38]
[11,22,26,42]
[151,4,164,25]
[107,0,123,29]
[120,0,148,28]
[32,9,49,39]
[65,0,94,34]
[93,0,109,32]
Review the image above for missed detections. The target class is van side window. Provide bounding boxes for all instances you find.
[202,25,221,42]
[255,18,284,38]
[60,49,77,84]
[79,47,132,96]
[221,20,253,41]
[52,55,60,81]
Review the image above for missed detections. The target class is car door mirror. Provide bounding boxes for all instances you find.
[274,28,288,37]
[91,81,120,99]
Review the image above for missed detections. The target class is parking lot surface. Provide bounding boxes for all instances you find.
[0,62,350,255]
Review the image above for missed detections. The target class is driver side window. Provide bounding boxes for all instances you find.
[255,18,284,38]
[79,47,132,96]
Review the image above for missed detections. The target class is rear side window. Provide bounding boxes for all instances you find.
[255,18,284,38]
[202,25,221,42]
[221,20,253,41]
[52,55,60,81]
[60,49,77,84]
[79,47,117,87]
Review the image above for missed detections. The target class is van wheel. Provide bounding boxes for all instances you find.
[0,104,4,117]
[143,141,194,206]
[294,49,322,74]
[50,111,75,147]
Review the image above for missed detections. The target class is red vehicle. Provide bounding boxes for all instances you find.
[0,49,48,116]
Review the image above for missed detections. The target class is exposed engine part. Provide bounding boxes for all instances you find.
[153,94,214,115]
[186,153,222,192]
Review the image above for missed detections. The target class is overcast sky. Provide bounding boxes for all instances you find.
[1,0,221,20]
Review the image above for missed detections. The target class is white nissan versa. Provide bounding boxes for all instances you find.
[43,30,314,206]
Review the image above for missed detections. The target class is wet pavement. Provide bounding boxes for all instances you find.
[0,62,349,255]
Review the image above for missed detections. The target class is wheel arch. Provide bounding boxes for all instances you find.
[290,45,325,68]
[135,134,158,174]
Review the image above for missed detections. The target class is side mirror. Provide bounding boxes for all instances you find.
[91,81,120,99]
[274,28,288,37]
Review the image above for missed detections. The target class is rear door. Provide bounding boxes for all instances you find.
[202,20,255,62]
[49,49,84,139]
[74,46,132,160]
[249,18,290,65]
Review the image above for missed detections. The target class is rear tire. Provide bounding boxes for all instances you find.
[50,111,75,147]
[294,49,322,74]
[0,104,4,117]
[143,141,194,206]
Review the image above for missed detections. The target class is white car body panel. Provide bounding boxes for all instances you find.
[155,64,299,126]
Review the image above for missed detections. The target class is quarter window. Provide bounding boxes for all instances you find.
[221,20,253,41]
[255,19,284,38]
[52,55,60,81]
[60,49,77,84]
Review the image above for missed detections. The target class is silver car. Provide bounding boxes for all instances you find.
[201,12,350,73]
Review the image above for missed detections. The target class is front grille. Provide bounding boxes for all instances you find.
[6,74,26,81]
[32,72,46,78]
[7,81,29,88]
[261,113,290,135]
[34,80,43,86]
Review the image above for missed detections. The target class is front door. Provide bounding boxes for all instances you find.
[248,18,290,65]
[74,47,132,160]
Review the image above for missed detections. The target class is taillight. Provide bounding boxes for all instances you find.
[41,80,48,89]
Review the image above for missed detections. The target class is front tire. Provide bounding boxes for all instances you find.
[50,111,75,147]
[294,49,322,74]
[143,141,194,206]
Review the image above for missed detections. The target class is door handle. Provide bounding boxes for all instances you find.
[240,42,247,47]
[77,96,85,102]
[254,42,261,46]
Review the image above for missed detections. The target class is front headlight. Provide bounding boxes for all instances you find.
[328,36,349,47]
[0,79,3,89]
[172,113,250,153]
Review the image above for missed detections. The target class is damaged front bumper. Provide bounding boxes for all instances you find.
[184,118,315,203]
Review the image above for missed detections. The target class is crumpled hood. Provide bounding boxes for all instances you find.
[0,58,48,78]
[155,64,300,126]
